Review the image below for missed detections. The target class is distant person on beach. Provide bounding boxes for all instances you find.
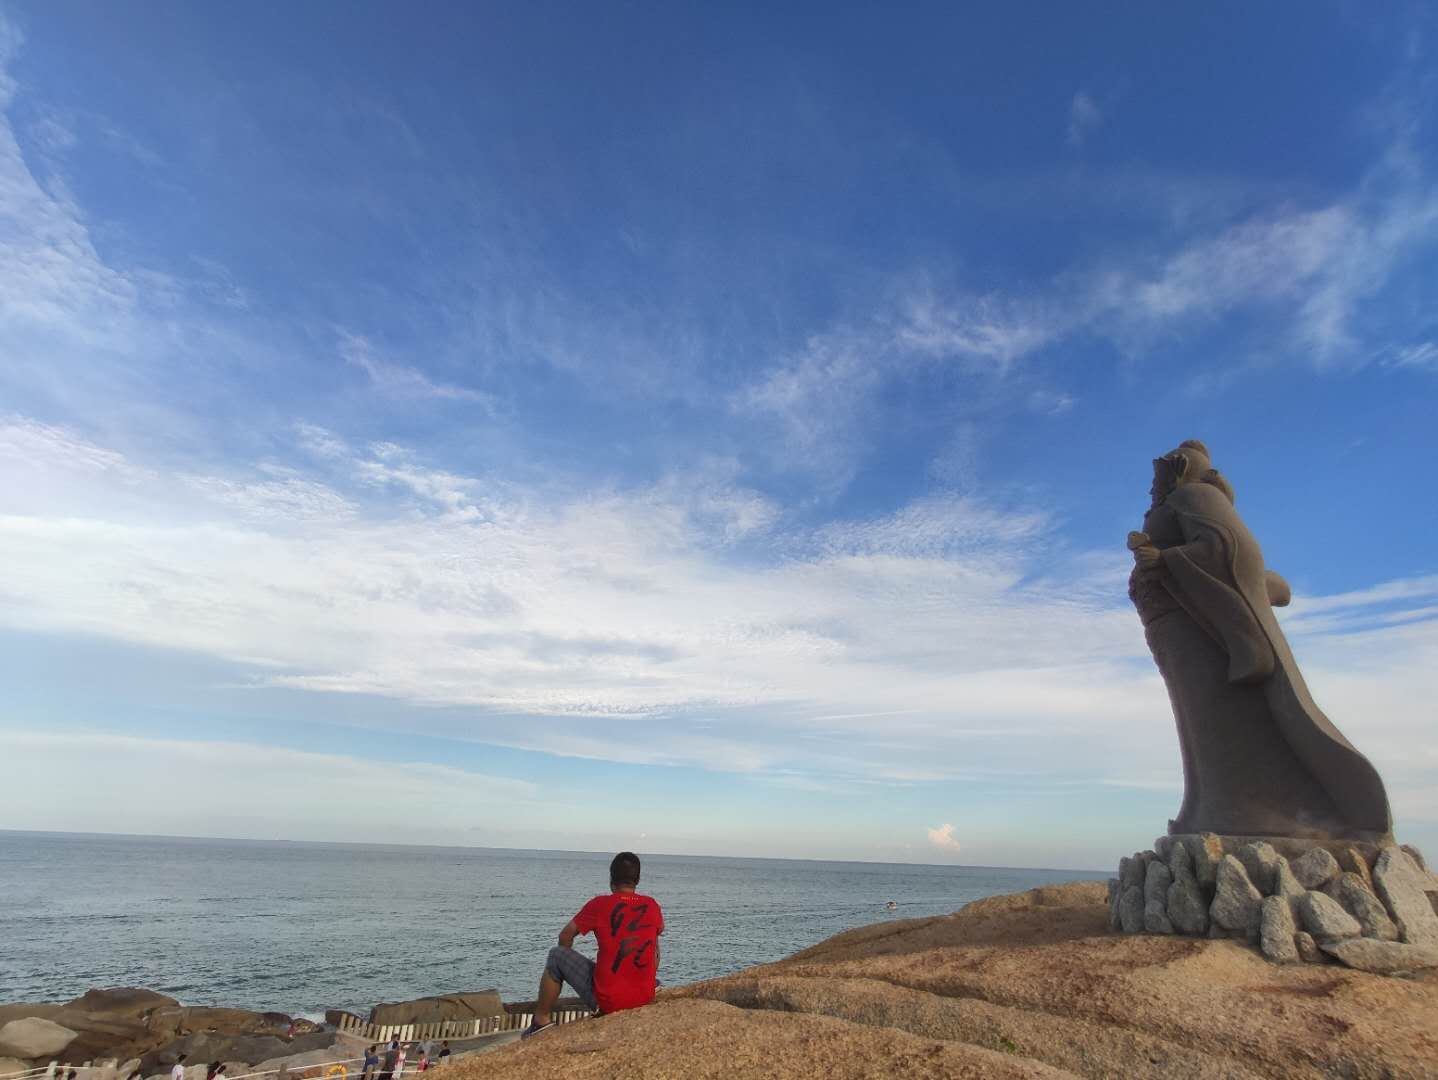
[393,1043,407,1078]
[171,1055,188,1080]
[361,1045,379,1080]
[415,1050,428,1073]
[436,1042,450,1066]
[522,851,664,1038]
[378,1040,398,1080]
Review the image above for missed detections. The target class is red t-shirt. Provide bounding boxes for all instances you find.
[572,891,664,1013]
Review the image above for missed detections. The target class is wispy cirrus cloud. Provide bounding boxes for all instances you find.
[2,413,1434,834]
[339,331,492,405]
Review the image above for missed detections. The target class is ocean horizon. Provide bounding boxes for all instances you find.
[1,830,1105,1015]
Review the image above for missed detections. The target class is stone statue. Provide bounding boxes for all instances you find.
[1128,440,1392,842]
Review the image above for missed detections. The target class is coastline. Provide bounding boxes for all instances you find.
[8,881,1438,1078]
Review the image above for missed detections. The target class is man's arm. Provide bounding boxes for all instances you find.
[557,918,581,947]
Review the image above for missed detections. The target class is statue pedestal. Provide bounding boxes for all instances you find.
[1108,833,1438,975]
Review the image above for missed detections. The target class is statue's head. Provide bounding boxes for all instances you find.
[1152,439,1233,506]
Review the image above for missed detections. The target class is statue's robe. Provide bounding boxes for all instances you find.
[1140,481,1392,841]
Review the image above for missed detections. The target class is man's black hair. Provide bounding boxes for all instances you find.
[610,851,641,888]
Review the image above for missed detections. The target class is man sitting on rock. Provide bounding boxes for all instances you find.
[523,851,664,1038]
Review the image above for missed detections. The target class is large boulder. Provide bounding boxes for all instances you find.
[1320,938,1438,974]
[0,1058,32,1076]
[1259,896,1298,963]
[1374,846,1438,947]
[1297,891,1361,942]
[1209,855,1262,935]
[66,991,178,1022]
[369,992,503,1026]
[1289,848,1339,891]
[0,1018,80,1059]
[1237,842,1281,894]
[1330,874,1399,941]
[145,1007,289,1042]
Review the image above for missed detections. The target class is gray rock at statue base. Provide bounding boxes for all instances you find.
[1400,844,1428,871]
[1259,895,1299,963]
[1338,847,1375,893]
[1374,846,1438,947]
[1297,890,1361,942]
[1144,898,1175,934]
[1118,885,1145,934]
[1168,840,1196,884]
[1118,855,1144,892]
[0,1017,80,1059]
[1167,876,1209,935]
[0,1059,30,1078]
[1210,855,1263,933]
[1106,878,1121,931]
[1154,835,1173,860]
[1290,847,1340,890]
[1144,859,1172,906]
[1294,931,1324,963]
[1321,938,1438,974]
[1330,873,1398,941]
[1185,833,1224,888]
[1237,841,1281,894]
[1272,858,1306,903]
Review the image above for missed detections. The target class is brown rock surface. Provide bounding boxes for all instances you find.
[453,881,1438,1079]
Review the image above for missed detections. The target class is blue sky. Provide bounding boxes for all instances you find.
[1,2,1435,869]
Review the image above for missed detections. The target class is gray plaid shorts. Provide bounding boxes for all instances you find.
[544,945,599,1012]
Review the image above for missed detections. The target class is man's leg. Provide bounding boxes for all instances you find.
[534,946,598,1025]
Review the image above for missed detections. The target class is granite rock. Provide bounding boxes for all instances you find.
[1118,856,1143,892]
[1143,860,1172,907]
[1294,931,1324,964]
[1339,847,1375,893]
[1185,833,1224,888]
[0,1018,80,1059]
[1144,899,1175,935]
[1210,855,1263,934]
[1297,891,1361,942]
[1331,873,1398,941]
[1400,844,1428,871]
[1320,938,1438,974]
[1106,879,1121,932]
[1167,877,1209,936]
[1260,896,1299,963]
[1272,859,1306,903]
[1290,848,1340,891]
[1118,886,1144,934]
[1374,846,1438,948]
[1238,842,1281,895]
[1167,840,1196,885]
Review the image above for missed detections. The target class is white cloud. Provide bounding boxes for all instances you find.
[926,822,962,853]
[340,330,492,405]
[1067,92,1102,147]
[2,413,1433,843]
[1391,342,1438,369]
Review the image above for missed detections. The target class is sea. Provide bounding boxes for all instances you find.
[0,831,1104,1016]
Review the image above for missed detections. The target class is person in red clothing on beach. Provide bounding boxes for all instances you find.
[522,851,663,1038]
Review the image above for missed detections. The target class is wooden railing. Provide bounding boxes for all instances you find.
[332,1008,590,1044]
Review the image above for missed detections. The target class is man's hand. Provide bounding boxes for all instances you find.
[557,919,580,948]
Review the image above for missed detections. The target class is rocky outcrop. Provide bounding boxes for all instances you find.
[1110,836,1438,977]
[1374,847,1438,948]
[370,992,504,1026]
[0,1019,79,1059]
[454,881,1438,1079]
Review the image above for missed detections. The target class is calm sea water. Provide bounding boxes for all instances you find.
[0,832,1102,1014]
